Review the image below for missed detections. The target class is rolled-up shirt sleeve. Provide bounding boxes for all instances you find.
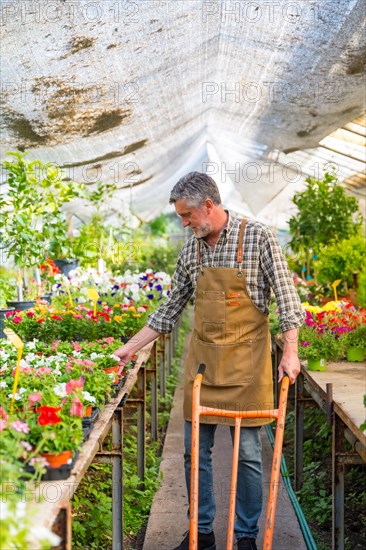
[260,227,305,332]
[146,251,194,333]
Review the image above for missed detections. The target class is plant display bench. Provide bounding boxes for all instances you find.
[24,327,178,550]
[273,336,365,550]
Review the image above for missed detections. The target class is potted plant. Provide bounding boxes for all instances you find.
[341,325,366,362]
[0,152,84,305]
[299,324,340,371]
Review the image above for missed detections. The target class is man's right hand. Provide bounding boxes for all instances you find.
[114,344,136,373]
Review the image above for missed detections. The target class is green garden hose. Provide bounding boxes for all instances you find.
[265,425,318,550]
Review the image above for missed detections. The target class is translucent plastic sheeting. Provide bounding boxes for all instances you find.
[1,0,365,228]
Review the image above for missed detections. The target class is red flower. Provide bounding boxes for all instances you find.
[13,316,22,324]
[26,311,35,317]
[51,315,63,321]
[37,318,45,324]
[97,312,110,322]
[36,405,62,426]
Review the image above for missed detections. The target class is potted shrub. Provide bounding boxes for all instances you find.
[299,324,340,371]
[0,152,84,305]
[342,325,366,362]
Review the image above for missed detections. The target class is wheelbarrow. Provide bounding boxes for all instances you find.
[189,364,290,550]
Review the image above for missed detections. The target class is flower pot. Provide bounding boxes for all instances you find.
[346,347,365,362]
[54,259,79,277]
[7,300,36,311]
[0,307,15,339]
[84,405,93,417]
[40,450,73,468]
[307,358,327,371]
[104,365,119,384]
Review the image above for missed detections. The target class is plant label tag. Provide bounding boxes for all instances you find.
[4,328,24,350]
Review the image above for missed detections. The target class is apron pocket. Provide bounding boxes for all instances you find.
[199,290,225,323]
[193,337,254,387]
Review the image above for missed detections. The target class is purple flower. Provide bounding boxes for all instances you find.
[147,293,154,300]
[155,284,162,291]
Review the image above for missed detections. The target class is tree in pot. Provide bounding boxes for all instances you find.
[0,152,84,305]
[288,167,363,283]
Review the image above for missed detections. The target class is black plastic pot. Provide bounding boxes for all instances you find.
[7,300,37,311]
[0,307,15,339]
[54,259,79,277]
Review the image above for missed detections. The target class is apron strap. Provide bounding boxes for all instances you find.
[196,239,203,273]
[237,219,246,275]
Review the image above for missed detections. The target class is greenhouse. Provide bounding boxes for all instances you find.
[0,1,365,549]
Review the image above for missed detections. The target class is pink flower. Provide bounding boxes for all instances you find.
[137,307,146,313]
[70,397,84,417]
[29,456,49,467]
[104,337,114,344]
[66,378,84,394]
[0,406,8,431]
[52,340,61,351]
[72,342,82,352]
[11,420,30,434]
[5,311,14,317]
[20,440,32,451]
[35,367,52,375]
[13,316,22,324]
[28,392,42,404]
[82,359,95,367]
[301,341,311,347]
[74,314,83,319]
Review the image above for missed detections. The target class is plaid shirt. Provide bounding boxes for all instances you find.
[147,213,305,334]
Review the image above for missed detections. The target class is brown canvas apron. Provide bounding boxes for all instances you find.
[183,219,274,427]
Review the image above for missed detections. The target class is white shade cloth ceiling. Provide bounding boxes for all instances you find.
[1,0,365,229]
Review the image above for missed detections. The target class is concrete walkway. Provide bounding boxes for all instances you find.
[143,381,307,550]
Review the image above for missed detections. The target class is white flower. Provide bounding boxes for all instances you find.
[26,340,37,350]
[109,354,120,362]
[82,391,96,404]
[90,352,103,360]
[0,381,6,388]
[19,359,30,368]
[53,383,67,398]
[29,525,61,547]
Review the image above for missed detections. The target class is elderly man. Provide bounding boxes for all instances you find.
[114,172,304,550]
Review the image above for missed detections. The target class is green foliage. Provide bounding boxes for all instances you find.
[268,301,281,337]
[299,324,340,360]
[0,152,85,268]
[315,233,366,292]
[288,168,363,276]
[357,267,366,308]
[0,267,16,307]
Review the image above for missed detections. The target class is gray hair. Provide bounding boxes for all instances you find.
[169,172,222,207]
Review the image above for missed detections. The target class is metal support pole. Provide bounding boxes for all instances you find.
[295,373,304,491]
[150,342,158,441]
[159,336,166,398]
[112,407,124,550]
[137,366,146,483]
[166,333,172,375]
[332,413,345,550]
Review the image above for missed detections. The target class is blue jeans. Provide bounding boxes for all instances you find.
[184,421,262,540]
